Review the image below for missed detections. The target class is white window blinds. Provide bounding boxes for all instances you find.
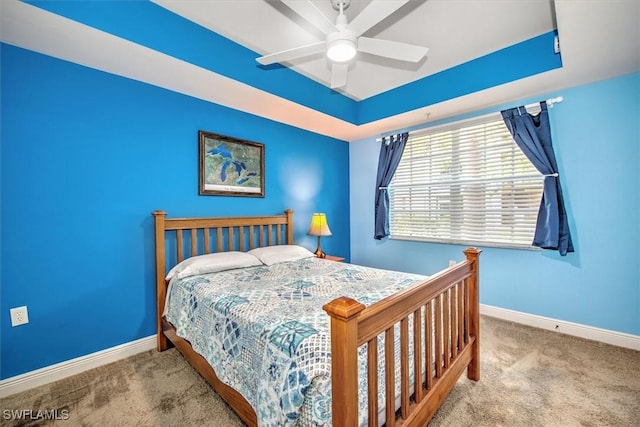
[389,114,544,248]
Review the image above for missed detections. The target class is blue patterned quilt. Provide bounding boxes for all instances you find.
[165,257,427,426]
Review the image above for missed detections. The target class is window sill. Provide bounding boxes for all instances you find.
[389,235,542,251]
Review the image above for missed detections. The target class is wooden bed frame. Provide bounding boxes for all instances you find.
[153,209,481,427]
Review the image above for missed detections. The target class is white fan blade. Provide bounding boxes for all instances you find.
[330,63,348,88]
[281,0,336,35]
[358,37,428,62]
[256,41,325,65]
[348,0,410,37]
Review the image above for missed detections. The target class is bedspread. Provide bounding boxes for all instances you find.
[165,257,427,426]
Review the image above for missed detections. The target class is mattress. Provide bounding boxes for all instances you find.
[164,256,430,426]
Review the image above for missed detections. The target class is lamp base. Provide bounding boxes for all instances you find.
[314,248,326,258]
[314,236,326,258]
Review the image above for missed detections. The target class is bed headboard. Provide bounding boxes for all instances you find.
[152,209,294,349]
[153,209,293,270]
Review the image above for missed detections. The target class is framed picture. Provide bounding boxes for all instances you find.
[198,131,265,197]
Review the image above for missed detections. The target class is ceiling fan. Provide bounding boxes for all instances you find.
[256,0,429,89]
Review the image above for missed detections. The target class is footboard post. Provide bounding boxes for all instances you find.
[153,210,169,352]
[323,297,366,427]
[464,247,481,381]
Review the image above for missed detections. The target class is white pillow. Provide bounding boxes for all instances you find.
[165,251,262,281]
[248,245,315,266]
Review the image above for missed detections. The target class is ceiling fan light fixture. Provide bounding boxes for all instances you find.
[326,36,356,63]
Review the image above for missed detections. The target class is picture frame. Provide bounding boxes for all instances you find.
[198,131,265,197]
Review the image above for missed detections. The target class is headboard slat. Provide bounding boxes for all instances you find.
[177,231,184,263]
[249,225,255,250]
[191,229,197,257]
[217,228,223,252]
[204,228,210,254]
[259,226,265,247]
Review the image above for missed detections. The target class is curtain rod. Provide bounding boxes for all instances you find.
[524,96,564,110]
[376,96,564,142]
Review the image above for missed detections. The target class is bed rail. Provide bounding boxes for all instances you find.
[323,248,481,427]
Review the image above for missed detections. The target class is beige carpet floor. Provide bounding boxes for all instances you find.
[2,316,639,426]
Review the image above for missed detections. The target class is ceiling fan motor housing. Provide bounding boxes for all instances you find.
[327,9,356,63]
[326,30,357,62]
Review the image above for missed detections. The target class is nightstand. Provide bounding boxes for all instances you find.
[321,255,345,262]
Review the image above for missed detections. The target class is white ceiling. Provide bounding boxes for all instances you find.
[1,0,639,141]
[154,0,557,101]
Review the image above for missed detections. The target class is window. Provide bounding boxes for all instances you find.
[389,113,544,248]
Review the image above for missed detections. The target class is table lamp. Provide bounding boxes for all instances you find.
[307,213,332,258]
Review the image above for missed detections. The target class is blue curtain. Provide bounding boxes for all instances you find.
[501,102,574,255]
[374,132,408,240]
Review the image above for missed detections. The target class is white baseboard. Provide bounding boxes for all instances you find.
[2,307,638,398]
[0,335,156,398]
[480,304,640,351]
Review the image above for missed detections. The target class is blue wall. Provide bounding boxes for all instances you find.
[0,44,350,379]
[350,73,640,336]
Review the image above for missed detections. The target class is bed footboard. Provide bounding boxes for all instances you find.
[323,248,481,427]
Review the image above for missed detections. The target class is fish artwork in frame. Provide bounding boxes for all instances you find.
[198,130,265,197]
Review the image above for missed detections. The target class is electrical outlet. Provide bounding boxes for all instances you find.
[10,306,29,327]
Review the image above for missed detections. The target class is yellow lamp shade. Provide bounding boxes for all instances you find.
[307,213,332,236]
